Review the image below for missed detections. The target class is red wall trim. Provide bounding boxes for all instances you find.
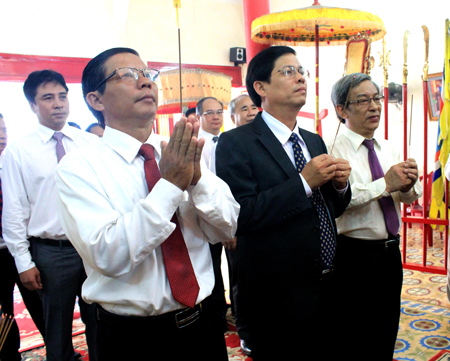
[0,53,90,83]
[0,52,243,88]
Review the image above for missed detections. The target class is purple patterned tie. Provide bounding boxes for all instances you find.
[362,139,400,236]
[52,132,66,163]
[289,133,336,267]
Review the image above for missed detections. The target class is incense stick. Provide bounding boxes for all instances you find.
[408,94,413,158]
[0,313,14,351]
[330,75,355,154]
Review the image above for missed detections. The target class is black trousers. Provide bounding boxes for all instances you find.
[225,246,249,341]
[0,247,46,361]
[31,240,97,361]
[333,234,403,361]
[96,296,228,361]
[250,271,339,361]
[209,243,228,331]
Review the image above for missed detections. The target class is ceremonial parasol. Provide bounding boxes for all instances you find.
[251,1,386,134]
[157,68,233,115]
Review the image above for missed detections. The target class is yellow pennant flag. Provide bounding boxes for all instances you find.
[430,19,450,229]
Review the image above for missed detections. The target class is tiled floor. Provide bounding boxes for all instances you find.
[19,224,450,361]
[396,224,450,361]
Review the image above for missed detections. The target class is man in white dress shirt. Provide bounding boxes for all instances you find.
[55,47,239,360]
[2,70,98,361]
[197,97,224,170]
[195,96,229,334]
[328,73,422,360]
[221,94,258,356]
[0,114,47,361]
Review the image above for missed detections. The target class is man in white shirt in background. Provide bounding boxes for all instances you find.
[0,113,46,361]
[328,72,422,360]
[197,97,224,170]
[221,93,258,357]
[2,70,98,361]
[196,96,229,334]
[55,47,239,361]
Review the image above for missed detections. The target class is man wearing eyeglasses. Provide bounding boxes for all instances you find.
[196,97,224,170]
[328,73,422,360]
[54,47,239,360]
[195,97,229,336]
[2,70,98,361]
[215,46,351,360]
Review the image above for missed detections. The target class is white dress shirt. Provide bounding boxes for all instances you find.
[198,128,219,170]
[0,153,5,250]
[2,123,98,273]
[327,127,422,240]
[261,110,314,196]
[55,126,239,317]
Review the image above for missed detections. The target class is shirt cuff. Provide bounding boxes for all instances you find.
[15,251,35,274]
[144,178,184,219]
[299,174,312,197]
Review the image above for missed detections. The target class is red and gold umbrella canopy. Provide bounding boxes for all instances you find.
[251,5,385,47]
[251,2,386,134]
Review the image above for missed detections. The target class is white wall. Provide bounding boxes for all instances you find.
[0,0,447,173]
[270,0,448,174]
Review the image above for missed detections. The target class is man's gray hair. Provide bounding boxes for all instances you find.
[229,94,250,116]
[331,73,380,124]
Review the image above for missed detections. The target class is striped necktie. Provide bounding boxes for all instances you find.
[52,132,66,163]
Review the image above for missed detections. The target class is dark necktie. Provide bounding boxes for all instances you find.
[212,136,219,143]
[289,133,336,267]
[138,144,200,308]
[52,132,66,163]
[362,139,400,236]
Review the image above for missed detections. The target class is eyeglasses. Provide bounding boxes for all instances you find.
[347,95,384,108]
[202,110,224,117]
[273,65,310,79]
[94,67,160,90]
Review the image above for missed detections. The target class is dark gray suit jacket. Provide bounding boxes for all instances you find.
[215,112,351,327]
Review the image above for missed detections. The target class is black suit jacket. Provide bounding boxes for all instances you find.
[215,112,351,327]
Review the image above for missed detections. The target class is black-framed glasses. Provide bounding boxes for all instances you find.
[94,67,160,90]
[347,95,384,108]
[202,110,224,117]
[273,65,310,79]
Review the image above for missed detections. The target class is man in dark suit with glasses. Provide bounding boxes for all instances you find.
[216,46,351,360]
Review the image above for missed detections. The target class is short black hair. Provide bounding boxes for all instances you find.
[23,70,69,104]
[246,46,296,107]
[86,122,105,132]
[0,113,3,118]
[196,97,223,115]
[331,73,380,124]
[82,47,140,128]
[185,107,196,118]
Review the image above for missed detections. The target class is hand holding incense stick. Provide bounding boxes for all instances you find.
[329,75,355,155]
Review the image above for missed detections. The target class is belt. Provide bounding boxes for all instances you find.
[339,234,400,253]
[30,237,74,248]
[97,300,205,330]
